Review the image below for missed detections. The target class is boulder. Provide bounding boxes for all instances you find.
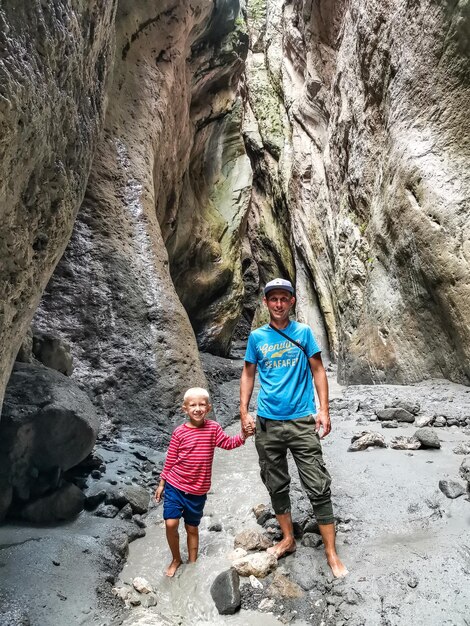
[348,431,387,451]
[376,408,415,423]
[414,428,441,449]
[234,529,273,551]
[19,482,84,523]
[0,363,99,520]
[433,416,447,427]
[210,569,241,615]
[232,552,277,578]
[438,480,466,499]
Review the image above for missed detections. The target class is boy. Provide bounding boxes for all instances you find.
[155,387,252,577]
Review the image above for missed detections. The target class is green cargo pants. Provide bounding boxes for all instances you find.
[255,413,334,525]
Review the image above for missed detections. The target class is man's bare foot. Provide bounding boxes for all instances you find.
[165,559,182,577]
[267,537,296,559]
[326,553,348,578]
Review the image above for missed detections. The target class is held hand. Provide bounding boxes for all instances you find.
[315,408,331,439]
[241,413,256,437]
[155,485,164,503]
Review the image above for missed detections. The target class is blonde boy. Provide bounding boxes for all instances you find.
[155,387,251,577]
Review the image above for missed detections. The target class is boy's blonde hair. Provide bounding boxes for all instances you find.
[183,387,210,403]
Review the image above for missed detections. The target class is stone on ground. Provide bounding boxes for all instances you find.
[234,528,273,551]
[232,552,277,578]
[132,577,153,594]
[267,572,303,599]
[385,400,420,415]
[459,457,470,483]
[453,443,470,455]
[390,436,421,450]
[210,569,241,615]
[414,428,441,449]
[438,480,466,499]
[376,408,415,423]
[349,431,387,451]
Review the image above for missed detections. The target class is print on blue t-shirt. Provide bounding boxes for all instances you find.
[244,320,321,420]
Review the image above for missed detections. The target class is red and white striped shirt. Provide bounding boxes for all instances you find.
[161,420,245,495]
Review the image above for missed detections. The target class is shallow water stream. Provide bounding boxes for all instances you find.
[119,423,303,626]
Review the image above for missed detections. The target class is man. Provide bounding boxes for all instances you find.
[240,278,347,578]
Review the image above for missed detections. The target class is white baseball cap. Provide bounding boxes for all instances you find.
[264,278,294,295]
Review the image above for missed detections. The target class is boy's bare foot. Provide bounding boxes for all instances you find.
[326,552,348,578]
[165,559,182,577]
[267,537,296,559]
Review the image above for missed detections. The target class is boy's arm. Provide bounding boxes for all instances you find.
[160,431,180,480]
[214,423,247,450]
[155,479,165,502]
[240,361,257,435]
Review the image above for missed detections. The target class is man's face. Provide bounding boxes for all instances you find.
[264,289,295,323]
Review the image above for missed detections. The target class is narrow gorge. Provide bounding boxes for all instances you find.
[0,0,469,624]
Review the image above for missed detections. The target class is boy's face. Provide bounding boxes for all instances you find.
[183,395,211,427]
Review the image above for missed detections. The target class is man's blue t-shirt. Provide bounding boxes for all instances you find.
[244,320,321,420]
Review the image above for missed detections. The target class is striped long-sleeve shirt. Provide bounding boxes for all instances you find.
[161,420,245,495]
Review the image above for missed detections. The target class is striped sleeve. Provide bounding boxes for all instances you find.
[214,423,245,450]
[160,429,180,480]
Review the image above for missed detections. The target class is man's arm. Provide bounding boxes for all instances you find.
[240,361,257,435]
[308,353,331,438]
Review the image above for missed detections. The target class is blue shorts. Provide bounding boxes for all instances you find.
[163,482,207,527]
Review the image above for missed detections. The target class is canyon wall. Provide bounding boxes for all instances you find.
[0,0,117,409]
[32,0,249,439]
[241,0,470,383]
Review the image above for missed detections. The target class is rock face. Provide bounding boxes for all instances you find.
[0,363,99,520]
[0,0,117,409]
[240,0,470,384]
[32,0,249,436]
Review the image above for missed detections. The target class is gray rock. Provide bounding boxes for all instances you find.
[385,400,420,415]
[20,482,85,523]
[234,529,273,551]
[140,593,158,608]
[32,332,73,376]
[390,436,421,450]
[94,503,119,518]
[414,428,441,449]
[415,415,434,428]
[210,569,241,615]
[232,552,277,578]
[349,431,387,451]
[209,522,222,532]
[438,480,466,499]
[453,443,470,455]
[381,420,399,428]
[0,363,99,520]
[106,484,150,515]
[433,416,447,427]
[84,489,107,511]
[301,533,323,548]
[459,457,470,483]
[266,572,303,599]
[376,408,415,423]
